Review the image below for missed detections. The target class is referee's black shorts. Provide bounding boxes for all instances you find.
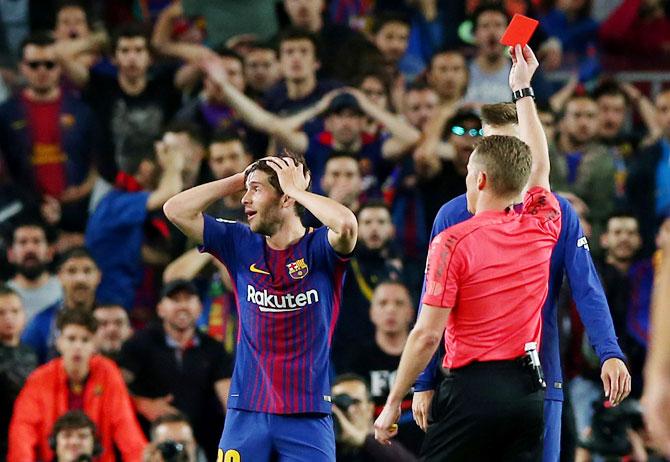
[420,360,545,462]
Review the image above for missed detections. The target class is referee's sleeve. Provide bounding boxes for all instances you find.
[422,231,463,308]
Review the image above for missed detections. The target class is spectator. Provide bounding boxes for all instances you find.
[426,49,468,107]
[263,28,341,117]
[0,32,98,233]
[551,94,614,251]
[52,1,107,88]
[539,0,598,56]
[163,122,208,191]
[402,83,439,132]
[331,373,417,461]
[593,80,661,151]
[243,41,280,100]
[372,13,410,76]
[6,218,62,322]
[82,23,182,183]
[93,303,132,363]
[345,281,423,454]
[172,49,249,142]
[118,279,233,461]
[282,0,370,81]
[597,212,643,350]
[463,5,511,105]
[592,80,661,204]
[599,0,670,60]
[0,284,37,461]
[144,412,206,462]
[49,410,102,462]
[205,129,254,220]
[627,87,670,257]
[8,309,146,462]
[320,151,364,214]
[22,246,100,363]
[415,109,483,226]
[203,61,420,193]
[333,201,401,371]
[85,131,186,310]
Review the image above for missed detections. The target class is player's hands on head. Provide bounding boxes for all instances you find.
[373,402,401,445]
[412,389,434,432]
[601,358,631,406]
[509,44,539,92]
[265,156,311,196]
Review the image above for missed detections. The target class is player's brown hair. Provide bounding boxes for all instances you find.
[480,102,518,126]
[244,150,312,216]
[472,135,532,198]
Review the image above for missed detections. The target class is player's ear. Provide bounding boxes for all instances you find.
[477,171,487,191]
[281,195,296,210]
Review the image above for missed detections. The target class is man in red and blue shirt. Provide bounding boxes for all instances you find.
[164,151,358,461]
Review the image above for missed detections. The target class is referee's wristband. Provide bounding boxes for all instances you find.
[512,87,535,103]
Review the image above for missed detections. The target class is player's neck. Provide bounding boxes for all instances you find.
[375,331,408,356]
[473,192,515,215]
[266,216,306,250]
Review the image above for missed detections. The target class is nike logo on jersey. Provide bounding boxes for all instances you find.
[249,263,271,275]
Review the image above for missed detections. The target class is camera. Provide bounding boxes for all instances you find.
[332,393,357,438]
[579,398,643,459]
[156,440,189,462]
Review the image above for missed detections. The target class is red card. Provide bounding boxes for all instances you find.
[500,14,539,47]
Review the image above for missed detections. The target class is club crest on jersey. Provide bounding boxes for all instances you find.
[287,258,309,279]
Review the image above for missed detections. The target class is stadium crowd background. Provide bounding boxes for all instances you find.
[0,0,669,460]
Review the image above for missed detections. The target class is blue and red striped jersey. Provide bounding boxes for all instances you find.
[200,215,348,414]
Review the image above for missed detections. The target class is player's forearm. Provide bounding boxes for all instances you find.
[164,173,245,223]
[516,96,550,190]
[646,243,670,376]
[290,190,357,236]
[386,326,441,405]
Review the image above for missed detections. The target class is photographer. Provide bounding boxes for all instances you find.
[143,412,204,462]
[332,374,417,462]
[50,411,101,462]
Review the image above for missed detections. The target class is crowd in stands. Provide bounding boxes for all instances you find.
[0,0,669,460]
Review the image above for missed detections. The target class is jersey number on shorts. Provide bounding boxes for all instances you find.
[217,449,241,462]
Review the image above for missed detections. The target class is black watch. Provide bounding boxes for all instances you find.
[512,87,535,102]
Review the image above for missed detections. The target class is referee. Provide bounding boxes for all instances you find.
[375,44,558,461]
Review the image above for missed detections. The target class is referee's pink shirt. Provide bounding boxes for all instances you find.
[423,187,562,369]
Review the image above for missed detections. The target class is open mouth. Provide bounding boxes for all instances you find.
[245,210,257,221]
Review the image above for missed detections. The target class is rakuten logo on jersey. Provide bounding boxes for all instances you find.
[247,285,320,312]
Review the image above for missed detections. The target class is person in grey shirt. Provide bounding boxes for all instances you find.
[463,4,512,105]
[6,218,62,322]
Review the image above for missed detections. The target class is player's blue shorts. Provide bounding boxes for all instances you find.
[217,409,335,462]
[543,399,562,462]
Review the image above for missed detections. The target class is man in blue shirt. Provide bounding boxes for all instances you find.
[85,132,186,310]
[411,102,631,462]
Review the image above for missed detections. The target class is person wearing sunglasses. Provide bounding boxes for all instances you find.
[0,31,97,235]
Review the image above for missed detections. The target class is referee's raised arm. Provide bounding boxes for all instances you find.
[510,44,551,192]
